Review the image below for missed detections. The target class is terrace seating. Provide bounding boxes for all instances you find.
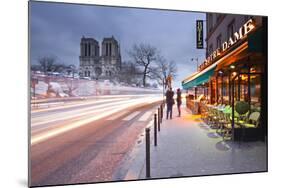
[251,105,261,113]
[221,106,247,140]
[240,111,260,128]
[199,103,209,122]
[216,108,229,134]
[202,102,261,141]
[206,104,228,130]
[208,104,221,128]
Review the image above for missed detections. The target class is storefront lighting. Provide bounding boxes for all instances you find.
[250,67,256,72]
[230,65,235,69]
[241,75,248,80]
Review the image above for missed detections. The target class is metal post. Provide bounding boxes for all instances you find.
[216,76,218,103]
[154,114,157,146]
[161,104,163,121]
[158,108,161,132]
[145,128,151,178]
[238,74,241,101]
[228,74,231,104]
[163,78,165,100]
[159,105,162,123]
[231,79,235,140]
[221,75,224,104]
[247,65,251,110]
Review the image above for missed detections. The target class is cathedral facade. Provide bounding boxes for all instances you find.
[79,36,122,80]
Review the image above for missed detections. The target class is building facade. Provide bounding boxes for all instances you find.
[182,13,267,141]
[79,36,121,80]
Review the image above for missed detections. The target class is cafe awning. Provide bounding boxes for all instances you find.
[182,63,216,90]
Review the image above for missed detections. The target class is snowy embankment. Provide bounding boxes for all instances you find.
[31,76,162,100]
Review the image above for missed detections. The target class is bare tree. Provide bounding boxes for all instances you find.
[31,64,41,72]
[128,43,158,87]
[117,61,142,85]
[167,61,177,79]
[66,64,77,77]
[151,56,177,87]
[38,56,56,74]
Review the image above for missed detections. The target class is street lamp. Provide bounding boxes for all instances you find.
[191,58,199,71]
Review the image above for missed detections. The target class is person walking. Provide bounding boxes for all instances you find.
[176,88,182,117]
[165,87,174,119]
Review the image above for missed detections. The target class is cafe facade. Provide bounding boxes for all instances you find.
[182,14,267,141]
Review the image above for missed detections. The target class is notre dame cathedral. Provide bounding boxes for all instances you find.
[79,36,122,80]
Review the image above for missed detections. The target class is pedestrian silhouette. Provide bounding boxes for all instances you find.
[176,88,182,117]
[165,87,174,119]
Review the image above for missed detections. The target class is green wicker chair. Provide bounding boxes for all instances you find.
[242,112,260,128]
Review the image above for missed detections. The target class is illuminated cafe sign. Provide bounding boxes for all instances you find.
[196,20,204,49]
[199,19,255,71]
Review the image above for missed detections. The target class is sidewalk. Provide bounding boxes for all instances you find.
[114,105,267,180]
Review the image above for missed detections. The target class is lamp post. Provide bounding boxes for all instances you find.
[162,78,165,100]
[191,58,199,71]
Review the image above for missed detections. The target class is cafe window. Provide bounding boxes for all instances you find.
[216,34,222,49]
[222,76,229,103]
[217,77,222,103]
[227,19,235,39]
[239,74,249,102]
[244,15,250,22]
[216,14,220,23]
[209,14,213,32]
[216,14,225,23]
[250,74,261,107]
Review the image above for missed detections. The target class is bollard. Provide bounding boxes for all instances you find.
[145,128,151,178]
[158,108,161,132]
[154,114,157,146]
[159,105,161,123]
[160,104,163,122]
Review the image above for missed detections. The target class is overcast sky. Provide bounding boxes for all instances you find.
[30,1,206,89]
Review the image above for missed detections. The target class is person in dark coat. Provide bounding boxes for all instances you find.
[165,87,174,119]
[176,88,182,117]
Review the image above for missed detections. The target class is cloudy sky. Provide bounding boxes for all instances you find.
[30,1,206,89]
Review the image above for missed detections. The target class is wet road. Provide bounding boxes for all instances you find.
[30,94,163,186]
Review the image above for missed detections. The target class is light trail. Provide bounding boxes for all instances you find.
[31,97,132,126]
[31,97,131,114]
[31,96,162,145]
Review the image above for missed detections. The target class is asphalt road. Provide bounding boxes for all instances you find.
[30,94,163,186]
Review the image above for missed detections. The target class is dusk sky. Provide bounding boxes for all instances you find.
[30,1,206,89]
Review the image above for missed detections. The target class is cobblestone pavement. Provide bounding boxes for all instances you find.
[116,105,267,180]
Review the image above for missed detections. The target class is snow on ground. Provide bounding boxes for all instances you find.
[33,81,48,96]
[32,77,161,99]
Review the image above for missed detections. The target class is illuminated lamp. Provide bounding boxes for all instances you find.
[250,67,256,72]
[230,65,235,69]
[241,75,248,80]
